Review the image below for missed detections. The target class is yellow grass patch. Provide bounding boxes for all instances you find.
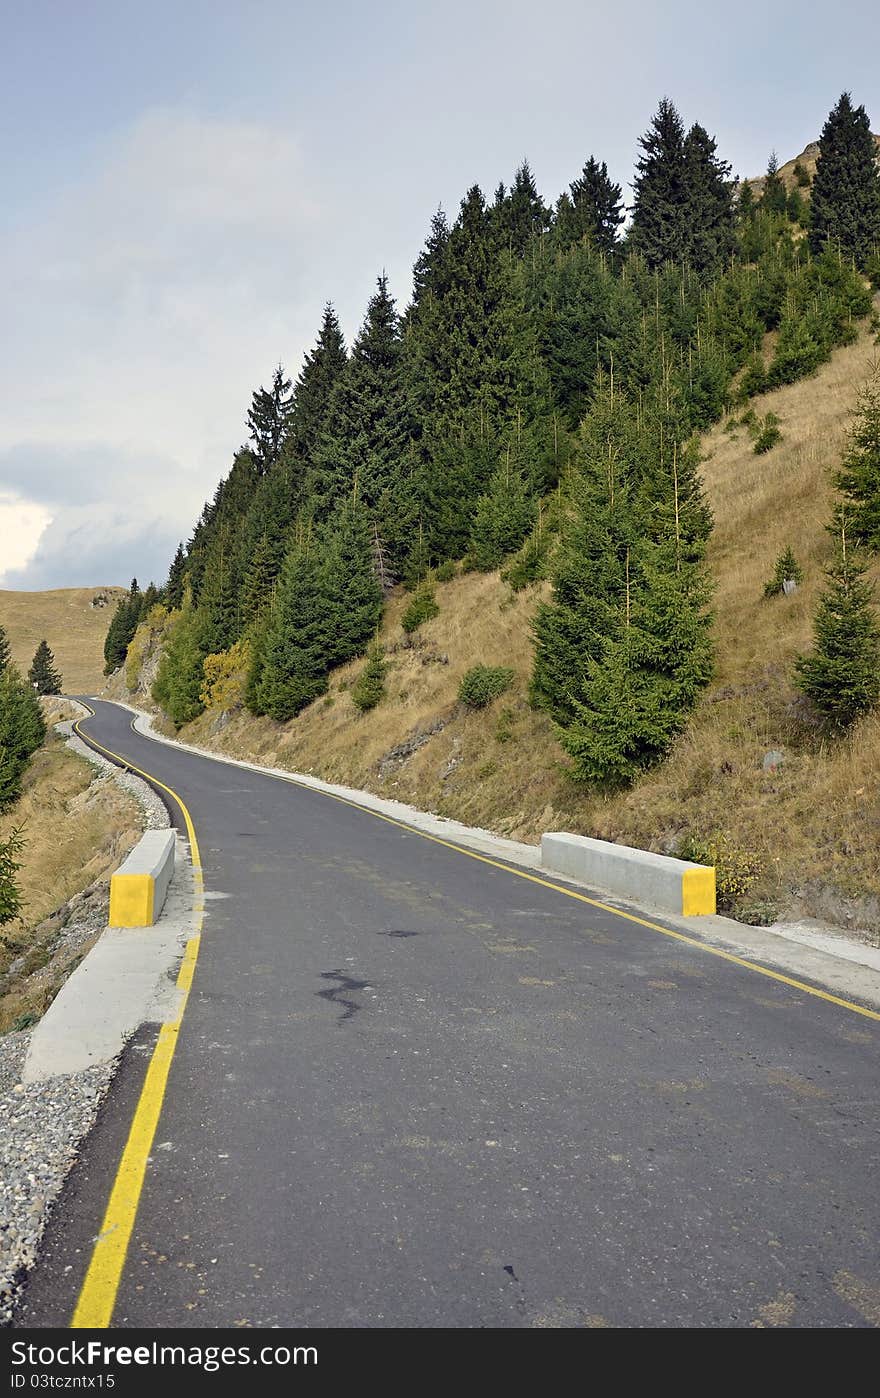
[0,586,125,693]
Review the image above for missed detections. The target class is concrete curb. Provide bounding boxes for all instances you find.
[542,832,715,917]
[109,829,176,927]
[96,698,880,1011]
[23,838,198,1082]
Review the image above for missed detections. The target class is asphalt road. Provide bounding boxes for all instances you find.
[16,699,880,1328]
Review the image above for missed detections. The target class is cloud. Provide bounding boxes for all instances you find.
[0,493,52,583]
[0,108,325,588]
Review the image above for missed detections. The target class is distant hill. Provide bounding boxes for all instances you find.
[747,133,880,195]
[0,587,125,693]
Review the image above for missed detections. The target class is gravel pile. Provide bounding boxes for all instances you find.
[0,1031,115,1325]
[55,721,170,829]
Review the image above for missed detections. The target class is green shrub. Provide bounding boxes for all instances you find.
[458,665,514,708]
[351,646,387,712]
[435,560,458,582]
[0,825,25,926]
[678,831,762,916]
[401,584,439,634]
[793,161,811,188]
[763,547,804,598]
[753,412,782,454]
[738,352,767,400]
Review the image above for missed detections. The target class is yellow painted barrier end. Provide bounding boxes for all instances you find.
[682,865,716,917]
[108,872,155,928]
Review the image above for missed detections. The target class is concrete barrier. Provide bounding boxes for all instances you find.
[541,832,715,917]
[109,829,176,927]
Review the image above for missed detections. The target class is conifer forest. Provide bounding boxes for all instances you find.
[107,93,880,788]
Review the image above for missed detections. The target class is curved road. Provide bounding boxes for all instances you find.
[16,699,880,1328]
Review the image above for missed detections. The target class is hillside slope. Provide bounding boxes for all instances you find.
[0,587,124,692]
[747,133,880,195]
[114,311,880,932]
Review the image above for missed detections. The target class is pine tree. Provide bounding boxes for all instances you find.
[760,152,788,216]
[0,665,46,809]
[235,458,303,627]
[312,276,414,570]
[468,456,535,570]
[251,546,332,721]
[28,640,62,695]
[151,592,207,728]
[531,387,645,722]
[247,365,292,471]
[103,578,141,674]
[810,92,880,265]
[630,98,691,268]
[287,306,348,466]
[795,524,880,729]
[565,156,625,256]
[495,160,550,256]
[351,643,387,712]
[683,123,736,273]
[138,582,160,620]
[556,539,713,786]
[0,625,10,674]
[836,371,880,550]
[165,544,186,609]
[320,499,384,668]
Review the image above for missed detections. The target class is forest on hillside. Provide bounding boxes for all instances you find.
[105,92,880,789]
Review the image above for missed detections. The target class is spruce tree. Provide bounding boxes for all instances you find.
[795,524,880,729]
[251,546,333,721]
[103,579,141,674]
[556,541,713,787]
[0,665,46,808]
[566,156,625,256]
[312,276,414,571]
[760,152,788,216]
[630,98,691,269]
[684,123,736,273]
[165,544,186,609]
[247,365,292,471]
[468,457,536,570]
[531,387,645,723]
[836,372,880,550]
[236,460,302,626]
[287,306,348,466]
[0,624,10,674]
[810,92,880,265]
[320,499,384,668]
[28,640,62,695]
[151,592,207,727]
[496,160,550,256]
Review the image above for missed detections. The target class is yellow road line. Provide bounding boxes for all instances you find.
[69,694,880,1325]
[70,705,203,1329]
[161,722,880,1026]
[110,700,879,1026]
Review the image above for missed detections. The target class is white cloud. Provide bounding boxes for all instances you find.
[0,493,52,584]
[0,108,326,587]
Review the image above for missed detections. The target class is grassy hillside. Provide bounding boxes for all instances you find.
[0,587,124,692]
[747,134,880,195]
[117,309,880,932]
[0,701,142,1033]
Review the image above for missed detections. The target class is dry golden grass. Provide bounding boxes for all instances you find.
[0,723,142,1031]
[0,585,125,693]
[747,134,880,196]
[170,315,880,928]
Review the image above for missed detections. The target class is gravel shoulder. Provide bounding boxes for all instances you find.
[0,718,170,1326]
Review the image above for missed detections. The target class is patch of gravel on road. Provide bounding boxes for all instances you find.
[55,721,169,830]
[0,1030,115,1325]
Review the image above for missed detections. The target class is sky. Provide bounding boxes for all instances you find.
[1,0,878,590]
